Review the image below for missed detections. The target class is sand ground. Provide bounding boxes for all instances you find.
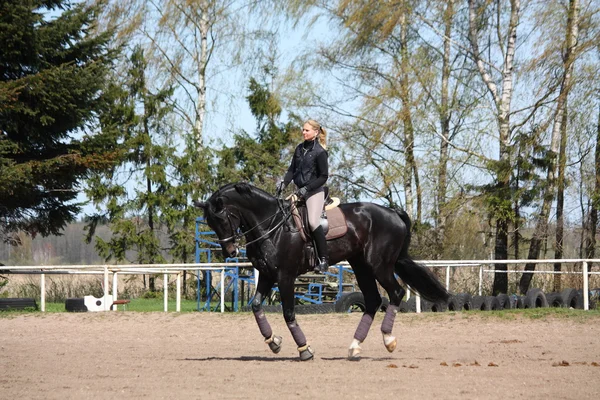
[1,311,599,399]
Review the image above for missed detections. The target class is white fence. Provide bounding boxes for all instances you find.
[1,258,599,312]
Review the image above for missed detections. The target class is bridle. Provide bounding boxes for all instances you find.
[215,201,291,248]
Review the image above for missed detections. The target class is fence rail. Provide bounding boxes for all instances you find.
[1,258,598,312]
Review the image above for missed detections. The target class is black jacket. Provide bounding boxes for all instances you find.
[283,140,328,195]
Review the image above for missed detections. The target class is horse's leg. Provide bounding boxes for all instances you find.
[373,268,406,353]
[347,258,383,360]
[279,277,314,361]
[251,277,282,354]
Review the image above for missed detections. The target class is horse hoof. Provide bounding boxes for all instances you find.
[348,344,362,361]
[265,335,282,354]
[383,334,397,353]
[298,345,314,361]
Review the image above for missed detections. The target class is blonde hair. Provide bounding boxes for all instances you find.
[305,119,327,149]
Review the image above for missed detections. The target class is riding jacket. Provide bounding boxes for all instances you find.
[283,139,328,198]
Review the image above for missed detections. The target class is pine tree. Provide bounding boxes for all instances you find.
[0,0,116,241]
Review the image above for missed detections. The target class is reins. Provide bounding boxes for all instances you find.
[217,198,292,247]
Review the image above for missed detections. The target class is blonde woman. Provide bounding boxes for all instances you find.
[276,120,329,272]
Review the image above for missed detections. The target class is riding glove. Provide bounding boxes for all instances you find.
[296,186,308,199]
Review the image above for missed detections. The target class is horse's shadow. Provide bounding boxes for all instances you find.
[182,356,397,362]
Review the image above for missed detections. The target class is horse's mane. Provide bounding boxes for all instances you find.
[212,182,274,205]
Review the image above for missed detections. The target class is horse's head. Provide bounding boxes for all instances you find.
[194,182,279,258]
[194,193,241,259]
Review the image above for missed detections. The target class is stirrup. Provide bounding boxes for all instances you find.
[314,259,328,273]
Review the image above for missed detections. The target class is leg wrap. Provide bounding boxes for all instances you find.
[286,320,307,347]
[381,305,399,334]
[253,309,273,339]
[353,313,375,342]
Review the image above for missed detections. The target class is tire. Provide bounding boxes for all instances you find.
[545,292,565,308]
[446,295,462,312]
[483,296,501,311]
[472,295,485,310]
[496,293,511,310]
[423,299,447,312]
[457,293,473,311]
[560,288,582,309]
[523,288,548,308]
[398,300,411,313]
[514,295,525,309]
[295,303,336,314]
[65,298,87,312]
[380,297,390,312]
[403,296,424,312]
[261,304,283,313]
[0,298,38,311]
[335,292,366,313]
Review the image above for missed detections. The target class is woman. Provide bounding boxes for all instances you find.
[276,120,329,273]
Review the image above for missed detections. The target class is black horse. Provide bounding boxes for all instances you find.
[194,182,448,360]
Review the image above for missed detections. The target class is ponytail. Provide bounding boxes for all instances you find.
[305,119,327,149]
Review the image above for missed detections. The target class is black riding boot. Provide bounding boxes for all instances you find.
[312,226,329,273]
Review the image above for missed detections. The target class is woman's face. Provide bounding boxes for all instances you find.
[302,123,319,141]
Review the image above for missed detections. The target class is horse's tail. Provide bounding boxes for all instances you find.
[394,209,449,303]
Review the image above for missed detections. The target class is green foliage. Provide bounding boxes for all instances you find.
[0,0,118,239]
[216,74,299,193]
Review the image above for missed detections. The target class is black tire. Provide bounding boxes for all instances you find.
[423,299,447,312]
[457,293,473,311]
[398,300,411,313]
[496,293,511,310]
[404,296,423,312]
[545,292,565,308]
[0,298,38,311]
[513,295,524,309]
[65,298,87,312]
[446,295,462,312]
[472,295,485,310]
[483,296,501,311]
[261,304,283,313]
[560,288,582,309]
[335,292,366,313]
[295,303,336,314]
[380,297,390,312]
[523,288,548,308]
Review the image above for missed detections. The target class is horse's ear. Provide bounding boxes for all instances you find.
[193,200,207,209]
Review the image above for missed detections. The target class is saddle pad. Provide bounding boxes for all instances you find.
[291,202,347,242]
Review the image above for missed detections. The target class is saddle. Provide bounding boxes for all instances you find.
[288,190,347,242]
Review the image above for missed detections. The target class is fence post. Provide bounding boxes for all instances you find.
[478,266,483,296]
[221,267,225,313]
[103,266,109,311]
[445,266,450,291]
[40,273,45,312]
[163,273,168,312]
[112,272,118,311]
[176,272,181,312]
[583,261,589,311]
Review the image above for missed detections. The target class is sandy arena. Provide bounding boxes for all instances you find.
[1,311,599,399]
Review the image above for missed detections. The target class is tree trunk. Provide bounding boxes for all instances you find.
[586,102,600,258]
[468,0,520,295]
[194,0,209,150]
[553,100,568,291]
[520,0,579,293]
[399,6,417,222]
[436,0,454,259]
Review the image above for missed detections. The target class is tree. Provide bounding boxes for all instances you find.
[217,67,300,193]
[519,0,580,293]
[0,0,117,241]
[85,46,175,290]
